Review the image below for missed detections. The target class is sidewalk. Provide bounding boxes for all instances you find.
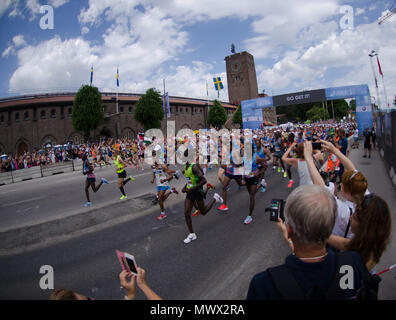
[348,141,396,299]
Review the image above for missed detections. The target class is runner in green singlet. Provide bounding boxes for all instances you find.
[181,149,223,244]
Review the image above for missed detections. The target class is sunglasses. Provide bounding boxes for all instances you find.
[361,193,373,210]
[349,170,359,180]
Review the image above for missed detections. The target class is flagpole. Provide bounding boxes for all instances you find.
[163,79,167,129]
[116,67,119,114]
[368,52,381,110]
[377,55,390,111]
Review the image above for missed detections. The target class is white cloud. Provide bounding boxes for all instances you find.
[81,26,90,35]
[9,36,99,93]
[12,35,27,48]
[6,0,396,106]
[355,8,365,16]
[0,0,13,18]
[48,0,70,8]
[2,46,14,58]
[256,16,396,109]
[1,0,69,21]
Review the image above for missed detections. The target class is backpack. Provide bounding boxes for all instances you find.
[267,251,381,300]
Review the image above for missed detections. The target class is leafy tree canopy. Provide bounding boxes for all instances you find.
[134,88,164,131]
[72,85,104,141]
[208,100,227,129]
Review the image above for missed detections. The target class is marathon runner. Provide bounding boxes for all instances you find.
[82,153,109,207]
[217,146,245,212]
[114,151,135,200]
[182,149,223,244]
[151,161,179,220]
[242,139,268,225]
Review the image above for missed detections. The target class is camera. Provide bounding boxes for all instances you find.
[265,199,285,222]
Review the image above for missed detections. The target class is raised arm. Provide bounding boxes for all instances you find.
[303,141,325,187]
[320,139,356,172]
[281,142,298,167]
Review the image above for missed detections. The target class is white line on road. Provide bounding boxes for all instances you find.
[0,196,46,208]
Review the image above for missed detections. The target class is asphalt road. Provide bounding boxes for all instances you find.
[0,143,395,300]
[0,163,157,232]
[0,165,294,300]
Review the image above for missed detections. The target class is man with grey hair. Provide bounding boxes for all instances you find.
[247,185,368,300]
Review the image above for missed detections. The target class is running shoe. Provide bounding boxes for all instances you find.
[152,197,159,205]
[101,178,109,184]
[183,233,197,244]
[171,187,179,195]
[157,213,167,220]
[288,180,294,188]
[260,186,267,193]
[192,210,201,217]
[283,172,287,178]
[277,167,281,173]
[213,193,223,203]
[173,170,181,180]
[129,175,135,182]
[207,183,216,190]
[243,215,253,225]
[226,185,231,191]
[84,202,92,207]
[273,166,276,171]
[217,204,228,211]
[120,195,127,200]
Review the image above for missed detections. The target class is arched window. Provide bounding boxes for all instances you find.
[41,110,46,119]
[24,111,29,121]
[15,112,20,122]
[51,109,56,118]
[0,115,4,123]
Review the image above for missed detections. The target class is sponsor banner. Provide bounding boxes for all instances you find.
[272,89,325,107]
[241,96,273,129]
[355,93,373,133]
[325,85,370,100]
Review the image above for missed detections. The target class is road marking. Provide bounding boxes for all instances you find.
[0,196,46,208]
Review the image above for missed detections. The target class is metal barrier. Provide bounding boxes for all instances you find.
[0,160,78,186]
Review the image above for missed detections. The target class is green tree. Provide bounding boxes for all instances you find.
[134,88,164,131]
[72,85,104,142]
[306,105,329,122]
[330,99,349,119]
[208,100,227,129]
[349,99,356,112]
[232,104,242,125]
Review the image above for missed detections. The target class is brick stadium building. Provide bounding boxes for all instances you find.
[0,92,238,155]
[0,51,278,155]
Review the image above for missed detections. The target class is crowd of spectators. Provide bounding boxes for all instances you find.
[43,119,394,300]
[0,133,147,173]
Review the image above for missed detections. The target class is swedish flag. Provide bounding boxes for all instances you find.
[213,77,224,91]
[90,66,93,85]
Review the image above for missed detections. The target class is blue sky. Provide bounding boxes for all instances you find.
[1,0,395,109]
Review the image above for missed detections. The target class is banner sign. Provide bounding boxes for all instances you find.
[241,84,373,134]
[241,96,273,130]
[325,85,369,100]
[273,89,325,107]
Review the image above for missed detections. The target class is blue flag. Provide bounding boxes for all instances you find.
[213,77,224,91]
[166,92,171,118]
